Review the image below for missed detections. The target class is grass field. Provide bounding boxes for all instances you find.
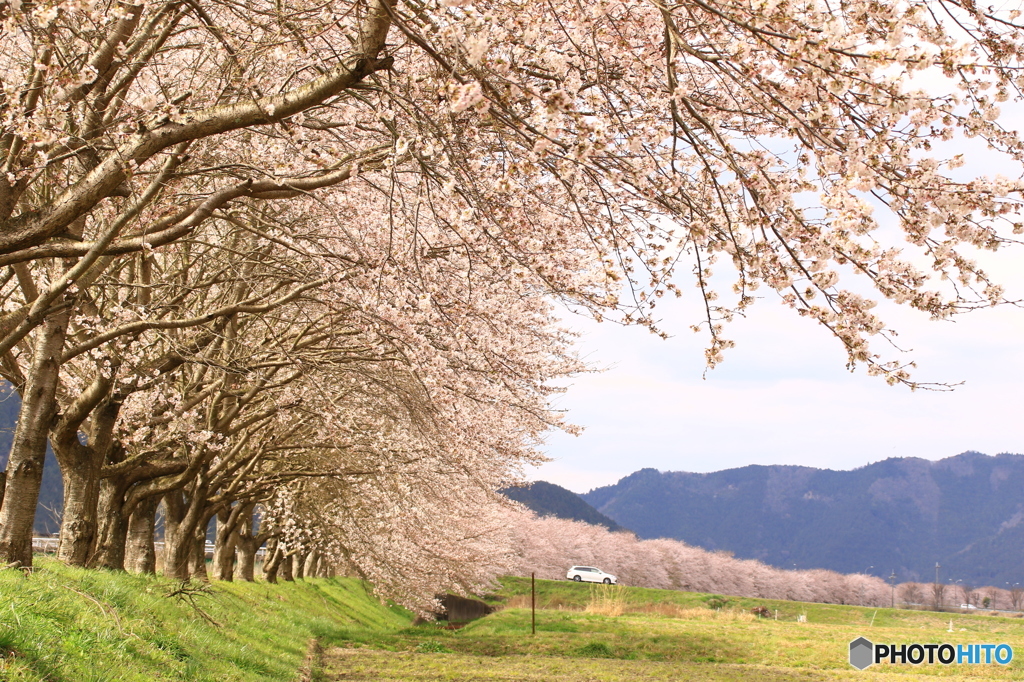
[4,564,1024,681]
[321,578,1024,681]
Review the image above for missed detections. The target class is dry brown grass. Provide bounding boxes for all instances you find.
[585,584,626,616]
[502,588,753,621]
[502,594,588,611]
[626,604,755,622]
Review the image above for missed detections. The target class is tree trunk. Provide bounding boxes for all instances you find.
[162,490,186,576]
[303,551,318,579]
[234,504,257,582]
[163,484,207,580]
[0,308,71,567]
[263,538,281,584]
[212,506,237,581]
[54,391,120,567]
[0,470,6,512]
[279,546,294,582]
[235,535,256,582]
[189,530,209,581]
[89,475,129,570]
[55,455,101,566]
[190,504,218,582]
[125,495,158,574]
[293,550,306,580]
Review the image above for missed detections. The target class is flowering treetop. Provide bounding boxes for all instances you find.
[3,0,1024,386]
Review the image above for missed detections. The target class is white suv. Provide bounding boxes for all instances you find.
[566,566,617,584]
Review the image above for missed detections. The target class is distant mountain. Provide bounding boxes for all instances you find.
[0,385,64,535]
[503,481,629,532]
[582,453,1024,586]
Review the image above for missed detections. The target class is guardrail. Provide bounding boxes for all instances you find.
[32,537,264,559]
[32,536,59,553]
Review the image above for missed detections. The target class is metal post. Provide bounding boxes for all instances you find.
[531,572,536,635]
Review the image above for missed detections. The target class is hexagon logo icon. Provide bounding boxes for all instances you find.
[849,637,874,670]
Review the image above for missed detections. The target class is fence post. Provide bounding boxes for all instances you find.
[531,572,536,635]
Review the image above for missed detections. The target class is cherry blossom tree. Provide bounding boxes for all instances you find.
[511,511,900,606]
[0,168,585,580]
[3,0,1024,603]
[1009,584,1024,611]
[899,581,925,606]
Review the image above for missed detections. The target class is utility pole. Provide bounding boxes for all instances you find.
[531,572,536,636]
[889,571,897,608]
[935,562,940,585]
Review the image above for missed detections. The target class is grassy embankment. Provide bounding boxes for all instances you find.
[5,565,1024,682]
[0,557,408,681]
[323,577,1024,681]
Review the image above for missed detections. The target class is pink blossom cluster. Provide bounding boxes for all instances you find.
[3,0,1024,599]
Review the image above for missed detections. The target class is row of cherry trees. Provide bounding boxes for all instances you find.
[512,512,894,606]
[512,512,1024,611]
[899,581,1024,611]
[3,0,1024,608]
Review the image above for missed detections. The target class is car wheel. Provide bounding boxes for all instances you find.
[573,575,582,582]
[603,578,611,584]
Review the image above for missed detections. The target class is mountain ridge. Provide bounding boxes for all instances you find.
[581,452,1024,586]
[502,480,628,532]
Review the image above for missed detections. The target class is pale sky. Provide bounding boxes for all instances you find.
[531,241,1024,494]
[532,82,1024,495]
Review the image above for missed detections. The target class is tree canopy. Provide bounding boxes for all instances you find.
[1,0,1024,603]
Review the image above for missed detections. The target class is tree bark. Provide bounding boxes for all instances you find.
[293,550,306,580]
[163,483,207,580]
[161,485,188,577]
[279,545,294,582]
[189,528,209,581]
[125,495,158,574]
[0,306,71,567]
[182,501,217,582]
[88,474,129,570]
[303,551,318,579]
[262,537,281,584]
[212,506,238,581]
[54,388,120,566]
[55,454,101,565]
[233,503,257,582]
[236,542,256,581]
[0,470,6,513]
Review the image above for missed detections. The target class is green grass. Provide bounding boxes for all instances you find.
[323,578,1024,681]
[0,557,410,681]
[8,567,1024,682]
[320,650,831,681]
